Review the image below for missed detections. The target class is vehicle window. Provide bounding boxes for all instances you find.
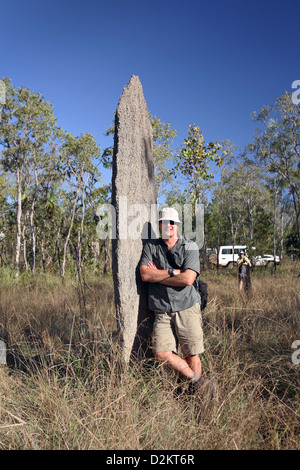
[222,249,232,255]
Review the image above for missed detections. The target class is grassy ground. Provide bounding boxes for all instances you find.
[0,262,299,450]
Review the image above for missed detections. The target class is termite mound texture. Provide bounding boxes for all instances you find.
[112,75,157,362]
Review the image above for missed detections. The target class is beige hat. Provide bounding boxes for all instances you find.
[158,207,182,224]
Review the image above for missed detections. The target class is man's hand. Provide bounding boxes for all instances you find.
[160,269,197,287]
[147,261,180,275]
[147,261,157,270]
[140,264,171,283]
[140,263,196,287]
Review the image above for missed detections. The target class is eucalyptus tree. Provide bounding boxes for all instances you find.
[151,116,177,198]
[231,159,270,243]
[213,159,273,259]
[173,125,229,269]
[174,124,224,204]
[59,132,101,280]
[250,92,300,242]
[0,78,60,276]
[220,168,245,252]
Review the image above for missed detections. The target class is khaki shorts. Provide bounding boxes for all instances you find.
[152,303,204,356]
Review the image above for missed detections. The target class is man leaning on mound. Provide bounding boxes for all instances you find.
[139,207,214,399]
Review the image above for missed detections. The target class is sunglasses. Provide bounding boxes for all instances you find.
[160,220,176,225]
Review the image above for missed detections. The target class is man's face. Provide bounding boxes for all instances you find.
[159,220,178,239]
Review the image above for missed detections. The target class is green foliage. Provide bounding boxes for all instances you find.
[0,78,59,172]
[173,124,224,203]
[285,225,300,258]
[152,116,177,197]
[250,91,300,240]
[0,78,299,274]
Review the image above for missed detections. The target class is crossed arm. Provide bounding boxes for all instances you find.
[140,261,197,287]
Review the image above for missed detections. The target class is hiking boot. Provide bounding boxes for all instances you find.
[188,376,215,401]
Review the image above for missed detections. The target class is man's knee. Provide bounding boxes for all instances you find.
[186,354,201,366]
[154,351,172,362]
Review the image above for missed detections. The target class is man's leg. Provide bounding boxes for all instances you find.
[154,345,214,400]
[154,351,195,380]
[153,312,193,378]
[153,309,203,381]
[186,354,202,377]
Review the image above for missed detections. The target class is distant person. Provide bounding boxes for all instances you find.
[139,207,214,400]
[237,251,252,292]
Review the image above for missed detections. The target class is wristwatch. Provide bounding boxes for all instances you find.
[168,268,175,277]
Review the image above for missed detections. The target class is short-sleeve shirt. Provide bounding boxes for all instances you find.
[139,237,201,313]
[237,256,250,275]
[237,257,250,268]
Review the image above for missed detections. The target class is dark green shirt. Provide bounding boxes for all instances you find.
[139,237,201,313]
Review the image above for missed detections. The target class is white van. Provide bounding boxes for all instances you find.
[209,245,247,267]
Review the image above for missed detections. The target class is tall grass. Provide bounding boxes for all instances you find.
[0,263,299,450]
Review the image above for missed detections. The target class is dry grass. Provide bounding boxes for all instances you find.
[0,262,299,450]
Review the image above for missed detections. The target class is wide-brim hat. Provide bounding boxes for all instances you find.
[157,207,182,224]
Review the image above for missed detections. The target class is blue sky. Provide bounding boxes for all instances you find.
[1,0,300,189]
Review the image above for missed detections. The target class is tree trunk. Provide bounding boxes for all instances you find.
[29,171,39,274]
[62,187,80,281]
[228,213,237,265]
[14,168,22,278]
[29,201,36,274]
[56,227,61,273]
[103,237,111,274]
[248,206,254,242]
[291,187,300,242]
[0,242,4,267]
[280,212,284,261]
[217,203,222,275]
[22,221,29,271]
[76,228,81,280]
[41,238,46,272]
[273,178,277,275]
[77,187,86,279]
